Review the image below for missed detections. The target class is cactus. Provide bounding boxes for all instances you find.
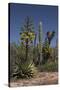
[38,21,43,65]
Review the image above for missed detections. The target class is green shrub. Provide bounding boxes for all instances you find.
[39,61,58,72]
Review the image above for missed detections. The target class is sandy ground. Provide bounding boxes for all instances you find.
[10,72,58,87]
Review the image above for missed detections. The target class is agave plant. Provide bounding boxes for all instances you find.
[20,16,35,62]
[20,31,35,45]
[12,60,37,79]
[12,44,37,79]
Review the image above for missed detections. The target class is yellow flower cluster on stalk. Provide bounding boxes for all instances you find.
[21,31,35,45]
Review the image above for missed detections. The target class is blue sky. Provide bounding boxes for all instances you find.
[9,3,58,47]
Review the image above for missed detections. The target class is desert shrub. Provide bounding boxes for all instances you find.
[39,61,58,72]
[33,46,39,65]
[10,43,18,77]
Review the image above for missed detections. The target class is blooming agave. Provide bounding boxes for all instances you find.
[20,31,35,62]
[20,31,35,45]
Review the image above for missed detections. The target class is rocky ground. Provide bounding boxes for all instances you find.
[10,72,58,87]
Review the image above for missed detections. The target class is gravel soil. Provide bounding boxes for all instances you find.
[10,72,58,87]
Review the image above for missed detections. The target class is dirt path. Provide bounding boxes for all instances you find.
[10,72,58,87]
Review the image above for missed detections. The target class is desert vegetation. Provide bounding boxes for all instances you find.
[9,16,58,87]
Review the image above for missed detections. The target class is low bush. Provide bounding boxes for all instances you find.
[39,61,58,72]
